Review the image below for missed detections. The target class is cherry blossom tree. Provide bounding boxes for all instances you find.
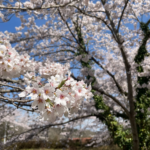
[0,0,150,150]
[0,34,95,149]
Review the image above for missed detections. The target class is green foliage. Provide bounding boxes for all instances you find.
[94,94,132,150]
[134,21,150,64]
[57,80,66,89]
[136,66,143,73]
[94,94,109,111]
[140,22,149,35]
[134,20,150,149]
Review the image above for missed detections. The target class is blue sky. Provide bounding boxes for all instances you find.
[1,17,21,32]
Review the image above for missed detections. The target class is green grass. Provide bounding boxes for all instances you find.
[20,146,120,150]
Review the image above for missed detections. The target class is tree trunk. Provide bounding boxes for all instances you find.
[129,113,139,150]
[128,71,139,150]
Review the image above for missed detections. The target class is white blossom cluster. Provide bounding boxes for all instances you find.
[19,72,93,122]
[0,40,93,122]
[0,40,37,78]
[39,60,70,78]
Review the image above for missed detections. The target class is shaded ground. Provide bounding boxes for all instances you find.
[21,145,120,150]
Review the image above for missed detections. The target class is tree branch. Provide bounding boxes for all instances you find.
[91,56,127,96]
[117,0,129,32]
[0,1,73,11]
